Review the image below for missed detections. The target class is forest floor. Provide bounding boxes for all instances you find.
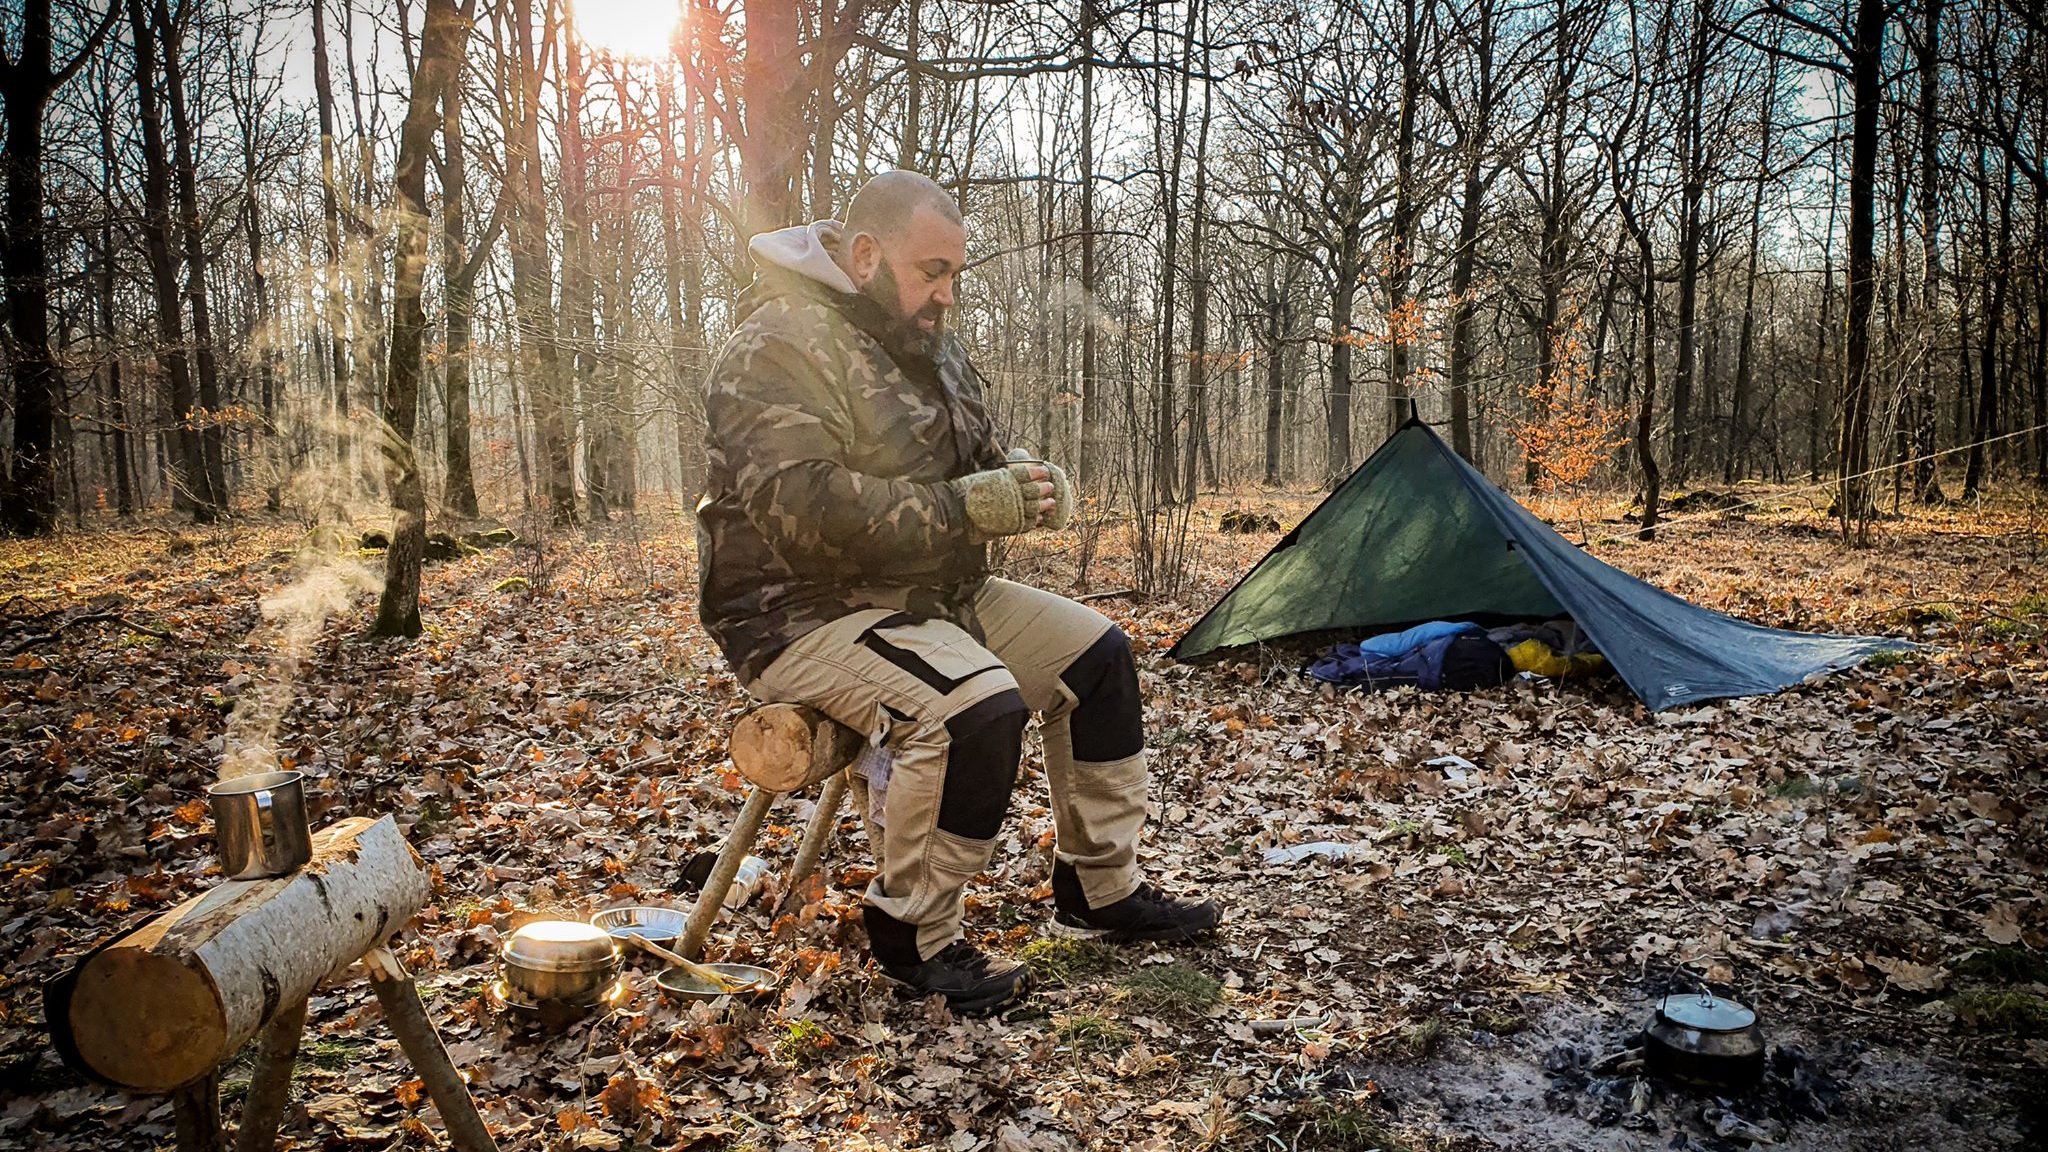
[1,477,2045,1152]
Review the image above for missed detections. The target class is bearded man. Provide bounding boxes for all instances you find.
[697,171,1218,1014]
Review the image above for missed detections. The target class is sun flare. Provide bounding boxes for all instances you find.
[573,0,679,59]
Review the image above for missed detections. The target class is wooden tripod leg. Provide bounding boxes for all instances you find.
[678,784,777,961]
[779,771,849,914]
[171,1069,223,1152]
[363,948,499,1152]
[233,998,309,1152]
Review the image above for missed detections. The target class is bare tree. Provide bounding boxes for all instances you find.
[373,0,475,638]
[0,0,120,535]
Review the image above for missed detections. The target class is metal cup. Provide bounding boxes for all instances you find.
[208,770,312,880]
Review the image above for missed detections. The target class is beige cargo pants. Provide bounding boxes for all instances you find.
[751,578,1147,963]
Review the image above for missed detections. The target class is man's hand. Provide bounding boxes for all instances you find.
[1016,463,1057,521]
[953,464,1047,538]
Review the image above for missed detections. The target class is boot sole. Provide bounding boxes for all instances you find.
[881,972,1032,1016]
[1047,916,1221,945]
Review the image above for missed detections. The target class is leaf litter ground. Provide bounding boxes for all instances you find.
[0,488,2043,1151]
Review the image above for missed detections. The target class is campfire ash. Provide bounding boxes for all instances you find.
[1541,1037,1850,1143]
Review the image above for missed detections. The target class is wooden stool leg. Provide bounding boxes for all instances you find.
[678,785,778,961]
[364,948,499,1152]
[171,1069,224,1152]
[780,771,849,914]
[233,998,308,1152]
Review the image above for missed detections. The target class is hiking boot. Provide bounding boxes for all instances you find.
[877,939,1033,1015]
[1050,862,1221,944]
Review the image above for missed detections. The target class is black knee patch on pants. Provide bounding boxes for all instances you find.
[1060,627,1144,762]
[863,902,923,966]
[937,689,1027,840]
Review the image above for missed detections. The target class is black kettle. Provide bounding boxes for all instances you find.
[1643,990,1766,1090]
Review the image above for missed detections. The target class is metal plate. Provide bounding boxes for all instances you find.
[1655,993,1757,1032]
[654,963,778,1002]
[592,905,688,944]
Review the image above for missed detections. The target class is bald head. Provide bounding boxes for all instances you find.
[843,170,963,245]
[836,171,967,354]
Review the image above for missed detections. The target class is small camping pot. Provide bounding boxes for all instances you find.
[208,770,312,880]
[499,920,620,1007]
[1644,991,1766,1090]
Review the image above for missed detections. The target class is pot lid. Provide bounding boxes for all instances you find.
[502,920,619,972]
[1655,992,1757,1032]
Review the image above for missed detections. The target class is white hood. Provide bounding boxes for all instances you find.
[747,220,858,295]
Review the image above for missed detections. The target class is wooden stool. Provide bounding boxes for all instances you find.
[676,704,870,960]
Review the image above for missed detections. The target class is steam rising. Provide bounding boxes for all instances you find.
[220,531,384,781]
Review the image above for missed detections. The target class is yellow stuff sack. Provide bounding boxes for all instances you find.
[1506,638,1608,679]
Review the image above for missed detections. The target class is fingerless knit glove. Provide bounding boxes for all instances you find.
[952,466,1035,538]
[1039,460,1075,530]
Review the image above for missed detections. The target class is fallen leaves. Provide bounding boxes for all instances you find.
[0,497,2043,1150]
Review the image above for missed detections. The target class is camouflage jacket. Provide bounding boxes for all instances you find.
[696,221,1006,683]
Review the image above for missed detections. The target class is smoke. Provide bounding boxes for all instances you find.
[219,463,387,783]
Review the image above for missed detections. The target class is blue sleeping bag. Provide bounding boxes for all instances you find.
[1309,622,1514,691]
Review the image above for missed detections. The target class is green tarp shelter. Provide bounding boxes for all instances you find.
[1169,418,1911,710]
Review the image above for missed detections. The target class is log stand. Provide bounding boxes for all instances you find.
[49,815,499,1152]
[676,704,869,961]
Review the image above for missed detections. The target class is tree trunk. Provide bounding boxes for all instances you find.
[505,0,576,523]
[98,221,134,518]
[1263,268,1286,485]
[1913,0,1946,501]
[1077,1,1105,490]
[1151,0,1201,507]
[658,65,703,499]
[125,0,211,522]
[1384,0,1426,434]
[0,0,81,535]
[1329,233,1359,480]
[809,0,839,217]
[740,0,803,236]
[373,0,471,639]
[2034,202,2047,486]
[1836,0,1883,539]
[441,70,481,520]
[1671,10,1710,482]
[1182,29,1214,499]
[898,0,921,168]
[560,28,600,518]
[1727,50,1776,484]
[1447,165,1485,463]
[1964,149,2015,497]
[311,0,353,485]
[234,38,282,515]
[1635,238,1662,540]
[157,0,229,513]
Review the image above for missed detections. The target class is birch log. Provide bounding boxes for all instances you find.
[729,703,864,792]
[57,815,429,1092]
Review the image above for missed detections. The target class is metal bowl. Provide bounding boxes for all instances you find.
[654,963,779,1003]
[500,920,620,1006]
[592,905,689,945]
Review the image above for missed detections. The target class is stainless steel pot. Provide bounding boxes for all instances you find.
[499,920,620,1006]
[208,770,312,880]
[1644,991,1765,1090]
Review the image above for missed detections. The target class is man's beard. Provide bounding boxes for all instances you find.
[863,259,944,354]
